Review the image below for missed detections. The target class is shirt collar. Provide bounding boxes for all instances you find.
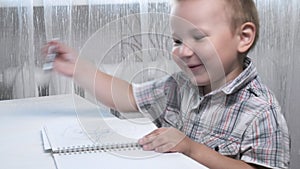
[195,57,258,97]
[221,57,258,95]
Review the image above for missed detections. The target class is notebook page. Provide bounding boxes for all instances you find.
[53,150,209,169]
[41,128,51,151]
[43,116,156,152]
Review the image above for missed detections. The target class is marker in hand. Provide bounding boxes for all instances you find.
[43,39,59,71]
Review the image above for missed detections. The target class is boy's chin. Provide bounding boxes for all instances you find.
[189,76,210,87]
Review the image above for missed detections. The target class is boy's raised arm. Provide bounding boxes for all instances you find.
[44,40,138,112]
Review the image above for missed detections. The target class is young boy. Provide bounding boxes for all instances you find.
[45,0,290,168]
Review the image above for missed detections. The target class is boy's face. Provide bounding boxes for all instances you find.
[171,0,242,89]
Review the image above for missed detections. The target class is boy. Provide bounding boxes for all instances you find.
[45,0,290,168]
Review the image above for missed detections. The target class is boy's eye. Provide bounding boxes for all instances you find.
[173,38,182,45]
[194,35,205,41]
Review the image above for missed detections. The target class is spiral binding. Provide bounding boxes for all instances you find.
[55,142,142,155]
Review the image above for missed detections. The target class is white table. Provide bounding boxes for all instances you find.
[0,94,111,169]
[0,94,209,169]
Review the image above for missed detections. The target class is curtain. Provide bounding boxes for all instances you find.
[0,0,172,100]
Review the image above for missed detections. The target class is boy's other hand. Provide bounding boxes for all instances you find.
[138,127,192,154]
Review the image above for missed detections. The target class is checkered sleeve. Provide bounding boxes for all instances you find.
[132,77,170,126]
[241,101,290,169]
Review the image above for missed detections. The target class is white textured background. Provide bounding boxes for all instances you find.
[0,0,299,168]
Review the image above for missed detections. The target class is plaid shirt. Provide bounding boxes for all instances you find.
[132,57,290,169]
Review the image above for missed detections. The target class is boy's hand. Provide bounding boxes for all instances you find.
[138,127,192,154]
[42,40,78,77]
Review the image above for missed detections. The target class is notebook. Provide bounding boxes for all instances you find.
[42,116,208,169]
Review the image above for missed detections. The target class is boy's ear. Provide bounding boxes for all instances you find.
[237,22,256,53]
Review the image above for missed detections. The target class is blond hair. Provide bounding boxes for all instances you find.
[225,0,260,53]
[172,0,260,54]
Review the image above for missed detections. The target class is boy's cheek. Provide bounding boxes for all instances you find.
[171,47,180,58]
[172,50,186,67]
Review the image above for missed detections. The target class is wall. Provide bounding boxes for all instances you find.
[252,0,300,168]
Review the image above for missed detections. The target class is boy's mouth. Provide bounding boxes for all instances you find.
[188,64,203,68]
[187,64,204,72]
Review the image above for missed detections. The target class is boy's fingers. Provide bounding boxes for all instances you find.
[139,127,168,143]
[139,135,166,151]
[45,40,69,54]
[42,42,54,55]
[138,134,157,145]
[143,128,164,138]
[56,42,75,54]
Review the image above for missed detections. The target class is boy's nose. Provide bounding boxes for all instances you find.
[179,44,194,57]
